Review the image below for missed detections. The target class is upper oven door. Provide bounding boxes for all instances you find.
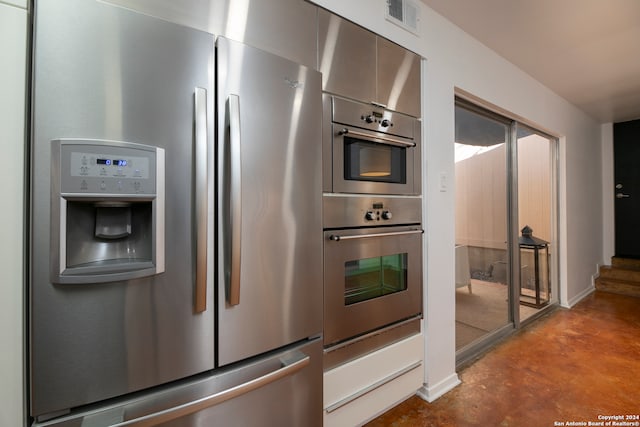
[332,125,419,195]
[323,226,423,347]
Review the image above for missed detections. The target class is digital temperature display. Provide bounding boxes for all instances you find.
[71,151,149,180]
[97,158,127,166]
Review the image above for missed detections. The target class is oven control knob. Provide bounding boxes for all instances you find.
[364,115,375,123]
[365,211,376,221]
[380,119,391,128]
[381,210,393,220]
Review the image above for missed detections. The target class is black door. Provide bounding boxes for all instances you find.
[614,119,640,258]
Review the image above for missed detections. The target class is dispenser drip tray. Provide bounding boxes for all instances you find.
[62,200,154,282]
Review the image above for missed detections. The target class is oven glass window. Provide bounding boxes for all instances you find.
[344,254,408,305]
[344,137,406,184]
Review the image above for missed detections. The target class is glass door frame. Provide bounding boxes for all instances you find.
[455,97,560,365]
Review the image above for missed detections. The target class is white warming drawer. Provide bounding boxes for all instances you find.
[323,333,424,426]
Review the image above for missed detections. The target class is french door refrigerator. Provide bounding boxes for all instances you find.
[29,1,323,426]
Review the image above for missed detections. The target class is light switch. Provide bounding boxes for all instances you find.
[439,172,447,192]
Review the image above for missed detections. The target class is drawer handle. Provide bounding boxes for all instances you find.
[325,361,422,413]
[117,353,310,426]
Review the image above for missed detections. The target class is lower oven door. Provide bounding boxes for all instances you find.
[323,226,423,347]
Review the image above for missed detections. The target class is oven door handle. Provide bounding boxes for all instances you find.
[329,229,423,241]
[338,128,416,148]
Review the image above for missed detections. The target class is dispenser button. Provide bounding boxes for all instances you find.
[100,181,106,191]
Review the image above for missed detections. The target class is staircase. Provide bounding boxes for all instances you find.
[595,257,640,297]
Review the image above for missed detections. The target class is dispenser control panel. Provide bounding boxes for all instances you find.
[71,152,150,179]
[58,140,159,195]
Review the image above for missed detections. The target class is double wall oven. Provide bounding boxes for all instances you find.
[322,95,423,369]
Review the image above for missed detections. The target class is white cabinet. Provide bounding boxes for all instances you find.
[0,2,27,426]
[0,0,27,7]
[324,333,424,426]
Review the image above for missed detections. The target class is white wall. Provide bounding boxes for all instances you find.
[311,0,603,399]
[0,0,27,425]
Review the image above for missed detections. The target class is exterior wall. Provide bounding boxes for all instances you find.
[455,145,507,249]
[518,136,553,243]
[456,136,553,248]
[0,1,28,425]
[311,0,603,400]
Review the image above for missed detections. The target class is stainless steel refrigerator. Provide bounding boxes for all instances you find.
[29,1,323,425]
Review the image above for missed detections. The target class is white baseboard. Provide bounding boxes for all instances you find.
[562,284,595,308]
[416,373,461,402]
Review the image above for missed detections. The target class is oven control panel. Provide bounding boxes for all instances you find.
[332,96,416,140]
[365,202,394,222]
[361,112,394,128]
[323,196,421,229]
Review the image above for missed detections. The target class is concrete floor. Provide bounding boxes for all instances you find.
[366,291,640,426]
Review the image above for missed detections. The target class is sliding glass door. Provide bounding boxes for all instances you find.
[454,99,558,361]
[516,125,558,321]
[454,103,512,351]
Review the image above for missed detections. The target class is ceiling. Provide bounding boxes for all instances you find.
[420,0,640,124]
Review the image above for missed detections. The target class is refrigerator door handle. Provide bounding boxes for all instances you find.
[194,87,208,313]
[115,352,310,426]
[228,94,242,306]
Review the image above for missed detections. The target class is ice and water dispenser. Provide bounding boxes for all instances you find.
[51,139,165,283]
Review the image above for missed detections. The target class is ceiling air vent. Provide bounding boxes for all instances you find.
[386,0,420,35]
